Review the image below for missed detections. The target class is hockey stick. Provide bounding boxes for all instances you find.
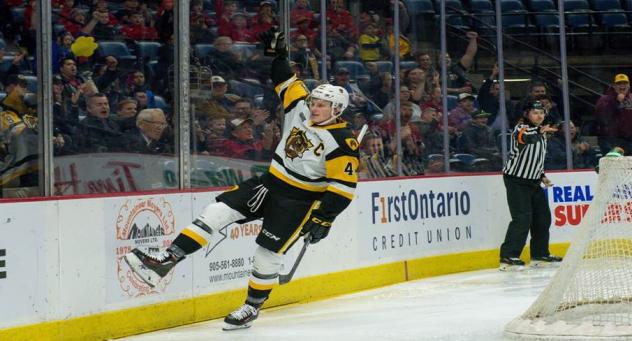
[278,234,312,285]
[278,124,368,285]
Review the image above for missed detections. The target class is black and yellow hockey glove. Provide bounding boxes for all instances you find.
[258,27,287,57]
[301,212,333,244]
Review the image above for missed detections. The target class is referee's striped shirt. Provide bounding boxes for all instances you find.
[503,123,547,180]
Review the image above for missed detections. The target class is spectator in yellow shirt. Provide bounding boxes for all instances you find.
[358,23,384,63]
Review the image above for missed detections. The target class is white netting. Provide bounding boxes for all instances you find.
[505,157,632,340]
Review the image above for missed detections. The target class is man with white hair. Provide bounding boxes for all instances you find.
[124,29,360,330]
[122,108,172,154]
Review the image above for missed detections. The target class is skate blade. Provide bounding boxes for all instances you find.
[222,322,252,331]
[529,260,561,268]
[123,252,159,288]
[499,264,526,272]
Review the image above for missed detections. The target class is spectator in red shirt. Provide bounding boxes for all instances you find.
[216,0,239,37]
[230,12,256,43]
[326,0,357,39]
[121,12,159,40]
[63,8,88,37]
[223,118,273,160]
[57,0,76,26]
[291,16,318,51]
[251,1,279,37]
[290,0,314,27]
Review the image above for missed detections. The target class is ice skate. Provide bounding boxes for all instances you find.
[222,303,260,330]
[124,248,184,288]
[499,257,526,271]
[530,254,563,268]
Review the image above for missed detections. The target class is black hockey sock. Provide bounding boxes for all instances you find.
[246,286,272,308]
[170,233,201,255]
[170,219,214,255]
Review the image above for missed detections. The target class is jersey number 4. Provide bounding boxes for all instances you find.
[344,162,354,175]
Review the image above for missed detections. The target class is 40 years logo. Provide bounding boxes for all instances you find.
[115,197,176,297]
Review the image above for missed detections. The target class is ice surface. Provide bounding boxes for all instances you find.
[116,267,557,341]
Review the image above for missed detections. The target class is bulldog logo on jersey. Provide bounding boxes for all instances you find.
[285,127,314,159]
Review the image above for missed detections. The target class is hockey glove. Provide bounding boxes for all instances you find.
[301,212,333,244]
[258,27,287,57]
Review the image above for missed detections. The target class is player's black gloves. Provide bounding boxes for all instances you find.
[301,212,333,244]
[258,27,287,57]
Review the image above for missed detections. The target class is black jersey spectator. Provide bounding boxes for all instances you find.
[74,93,123,153]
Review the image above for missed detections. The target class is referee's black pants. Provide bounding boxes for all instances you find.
[500,175,552,259]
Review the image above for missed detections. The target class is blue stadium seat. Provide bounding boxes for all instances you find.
[502,0,526,11]
[22,75,37,92]
[471,0,494,11]
[229,80,263,98]
[302,78,319,91]
[600,12,630,28]
[135,41,162,62]
[97,41,136,63]
[565,0,590,11]
[447,95,458,111]
[332,61,368,80]
[623,0,632,20]
[407,0,435,14]
[400,60,418,70]
[194,44,216,59]
[529,0,556,11]
[591,0,622,11]
[501,0,536,31]
[470,0,496,34]
[232,43,257,58]
[10,7,25,24]
[535,12,561,31]
[453,153,476,166]
[375,61,394,73]
[153,95,171,113]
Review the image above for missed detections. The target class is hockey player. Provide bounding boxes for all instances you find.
[124,28,359,330]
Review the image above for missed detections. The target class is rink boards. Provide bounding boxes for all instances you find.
[0,171,596,340]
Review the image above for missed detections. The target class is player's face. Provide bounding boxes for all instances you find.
[309,98,334,124]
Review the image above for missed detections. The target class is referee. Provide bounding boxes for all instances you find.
[499,100,563,271]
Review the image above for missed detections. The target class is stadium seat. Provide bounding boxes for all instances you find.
[375,61,394,73]
[407,0,435,14]
[21,75,37,92]
[529,0,556,11]
[470,0,496,35]
[454,153,476,166]
[302,78,319,91]
[97,41,136,65]
[193,44,216,59]
[400,61,418,70]
[591,0,622,11]
[447,95,458,111]
[408,0,436,41]
[153,95,171,113]
[332,61,368,80]
[10,7,25,24]
[135,41,162,62]
[232,43,257,58]
[501,0,536,33]
[229,80,262,98]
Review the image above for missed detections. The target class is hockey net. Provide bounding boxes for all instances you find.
[505,157,632,340]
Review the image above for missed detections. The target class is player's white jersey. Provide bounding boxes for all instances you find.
[266,75,359,202]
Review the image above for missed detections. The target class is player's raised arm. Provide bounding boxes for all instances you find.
[259,28,309,112]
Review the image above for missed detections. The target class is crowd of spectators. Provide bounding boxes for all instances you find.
[0,0,613,195]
